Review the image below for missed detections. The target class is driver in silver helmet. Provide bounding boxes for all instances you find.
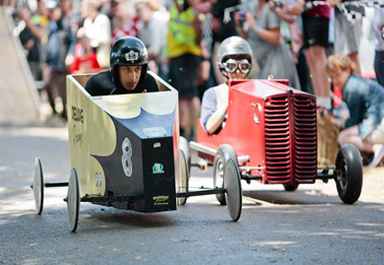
[200,36,253,134]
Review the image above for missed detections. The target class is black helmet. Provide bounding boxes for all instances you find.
[110,36,148,92]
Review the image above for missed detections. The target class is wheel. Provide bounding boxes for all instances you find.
[177,149,189,206]
[283,184,299,192]
[32,157,44,215]
[335,144,363,204]
[213,145,238,205]
[180,136,191,172]
[224,159,242,221]
[67,168,80,232]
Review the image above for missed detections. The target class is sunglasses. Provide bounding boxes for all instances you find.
[223,59,251,73]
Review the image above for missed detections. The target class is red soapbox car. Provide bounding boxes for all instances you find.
[181,79,363,207]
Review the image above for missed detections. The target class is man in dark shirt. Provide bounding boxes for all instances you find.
[18,6,45,81]
[85,36,158,96]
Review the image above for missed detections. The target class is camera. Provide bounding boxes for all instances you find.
[273,0,284,9]
[381,26,384,41]
[239,10,246,25]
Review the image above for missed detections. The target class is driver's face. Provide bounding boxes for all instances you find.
[227,71,247,80]
[118,65,142,91]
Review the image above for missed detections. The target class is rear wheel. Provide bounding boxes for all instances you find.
[283,184,299,192]
[177,149,189,205]
[213,145,238,205]
[67,168,80,232]
[180,137,191,173]
[335,144,363,204]
[32,158,44,215]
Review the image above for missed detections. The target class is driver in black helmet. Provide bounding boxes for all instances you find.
[85,36,159,96]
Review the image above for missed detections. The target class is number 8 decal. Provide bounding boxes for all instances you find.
[122,137,133,177]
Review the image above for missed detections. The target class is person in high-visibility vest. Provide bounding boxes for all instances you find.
[167,0,202,141]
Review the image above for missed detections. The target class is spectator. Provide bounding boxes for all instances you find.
[323,54,384,168]
[236,0,301,89]
[82,0,111,68]
[70,28,101,74]
[99,0,113,19]
[31,0,50,62]
[327,0,363,75]
[211,0,241,85]
[44,0,74,120]
[287,0,331,108]
[201,36,253,134]
[111,0,139,44]
[135,0,168,75]
[18,6,45,81]
[167,0,202,141]
[60,0,80,70]
[373,7,384,87]
[271,0,314,93]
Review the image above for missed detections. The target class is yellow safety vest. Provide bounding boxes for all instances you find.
[167,3,202,58]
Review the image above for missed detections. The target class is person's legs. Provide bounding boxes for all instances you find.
[348,52,362,76]
[52,71,68,120]
[43,66,58,115]
[305,45,330,107]
[297,49,313,94]
[337,126,374,152]
[302,15,330,108]
[334,13,362,75]
[179,98,190,138]
[374,51,384,86]
[170,54,201,140]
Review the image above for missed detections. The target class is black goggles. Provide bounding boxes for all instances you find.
[223,59,251,73]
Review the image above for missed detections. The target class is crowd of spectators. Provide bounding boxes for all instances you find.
[3,0,384,165]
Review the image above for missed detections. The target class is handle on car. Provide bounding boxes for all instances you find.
[251,103,262,125]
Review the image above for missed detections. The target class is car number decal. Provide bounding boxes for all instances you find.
[121,137,133,177]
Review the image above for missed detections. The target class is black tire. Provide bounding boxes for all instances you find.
[224,159,242,221]
[180,137,191,173]
[213,145,238,205]
[32,157,44,215]
[177,149,189,206]
[283,184,299,192]
[335,144,363,204]
[67,168,80,232]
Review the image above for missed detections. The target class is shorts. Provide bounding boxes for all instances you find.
[365,118,384,144]
[302,15,329,48]
[334,13,362,55]
[168,53,202,99]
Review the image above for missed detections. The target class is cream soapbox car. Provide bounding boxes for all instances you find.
[30,72,242,232]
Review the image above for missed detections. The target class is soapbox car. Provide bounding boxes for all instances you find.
[185,79,363,205]
[30,72,242,232]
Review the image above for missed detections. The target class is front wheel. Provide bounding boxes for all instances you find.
[213,145,239,205]
[335,144,363,204]
[283,184,299,192]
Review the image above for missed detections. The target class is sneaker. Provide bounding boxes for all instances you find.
[368,145,384,168]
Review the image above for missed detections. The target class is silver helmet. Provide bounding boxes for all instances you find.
[217,36,253,73]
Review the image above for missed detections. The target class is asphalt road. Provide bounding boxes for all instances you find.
[0,126,383,265]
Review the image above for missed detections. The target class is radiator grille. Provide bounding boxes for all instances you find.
[264,94,317,183]
[264,96,291,182]
[293,95,317,182]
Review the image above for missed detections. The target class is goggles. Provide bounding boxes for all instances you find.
[223,59,251,73]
